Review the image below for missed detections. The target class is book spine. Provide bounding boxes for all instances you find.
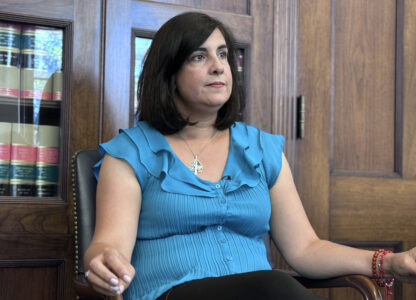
[20,26,52,101]
[0,22,21,98]
[0,122,12,196]
[52,70,62,101]
[35,125,59,197]
[10,123,37,196]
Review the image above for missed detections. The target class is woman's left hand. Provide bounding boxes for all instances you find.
[386,247,416,283]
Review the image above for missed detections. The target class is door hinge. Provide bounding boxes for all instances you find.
[296,95,305,139]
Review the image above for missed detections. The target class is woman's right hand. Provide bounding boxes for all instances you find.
[85,154,142,297]
[86,246,136,297]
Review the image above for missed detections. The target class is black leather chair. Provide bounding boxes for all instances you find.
[72,149,117,300]
[72,149,384,300]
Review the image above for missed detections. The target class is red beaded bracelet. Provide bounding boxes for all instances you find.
[371,249,382,279]
[372,249,394,300]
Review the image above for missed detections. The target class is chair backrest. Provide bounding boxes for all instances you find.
[72,149,101,274]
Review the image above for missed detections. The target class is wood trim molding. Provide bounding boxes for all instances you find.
[0,259,65,299]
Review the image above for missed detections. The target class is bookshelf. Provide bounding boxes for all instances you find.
[0,22,62,198]
[0,0,102,298]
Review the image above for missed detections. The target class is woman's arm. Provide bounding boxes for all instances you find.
[269,153,416,282]
[84,154,141,296]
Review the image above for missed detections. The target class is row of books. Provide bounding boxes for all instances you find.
[0,21,63,101]
[0,122,60,197]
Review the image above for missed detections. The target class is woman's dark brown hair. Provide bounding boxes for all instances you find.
[137,12,243,135]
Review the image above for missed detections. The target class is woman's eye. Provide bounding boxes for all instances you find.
[218,51,228,59]
[190,54,205,62]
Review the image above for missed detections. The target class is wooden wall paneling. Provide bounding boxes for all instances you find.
[0,259,65,300]
[71,0,103,152]
[330,176,416,241]
[395,0,404,177]
[332,0,396,175]
[102,0,132,141]
[0,0,74,20]
[146,0,249,15]
[130,1,252,45]
[272,0,298,170]
[296,0,331,240]
[403,0,416,179]
[0,234,72,258]
[248,0,274,131]
[0,204,69,233]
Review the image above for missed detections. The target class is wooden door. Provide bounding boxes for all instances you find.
[297,1,416,299]
[0,1,103,299]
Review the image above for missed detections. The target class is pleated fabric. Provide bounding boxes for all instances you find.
[93,121,285,300]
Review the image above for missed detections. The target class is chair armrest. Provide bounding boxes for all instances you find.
[275,269,384,300]
[73,274,120,300]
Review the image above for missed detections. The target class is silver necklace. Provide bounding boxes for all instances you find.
[177,130,219,175]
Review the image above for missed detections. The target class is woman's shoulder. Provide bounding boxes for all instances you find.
[231,121,260,137]
[120,121,151,137]
[98,121,164,165]
[232,122,284,141]
[114,121,163,146]
[94,121,166,185]
[229,122,285,189]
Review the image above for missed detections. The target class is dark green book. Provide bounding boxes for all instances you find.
[0,22,20,98]
[0,122,12,196]
[10,123,37,196]
[35,125,60,197]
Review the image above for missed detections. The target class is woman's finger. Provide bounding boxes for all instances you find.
[103,249,135,286]
[90,256,121,286]
[86,268,123,296]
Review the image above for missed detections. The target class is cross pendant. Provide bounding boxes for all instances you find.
[189,156,203,175]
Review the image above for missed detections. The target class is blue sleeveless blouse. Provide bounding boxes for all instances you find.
[93,121,284,299]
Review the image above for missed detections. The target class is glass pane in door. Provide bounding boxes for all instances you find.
[0,22,63,198]
[133,37,152,125]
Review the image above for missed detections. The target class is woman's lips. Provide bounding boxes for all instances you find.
[207,82,225,87]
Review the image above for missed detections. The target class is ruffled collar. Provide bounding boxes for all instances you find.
[134,122,263,197]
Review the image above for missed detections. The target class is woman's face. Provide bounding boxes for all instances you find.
[175,28,233,120]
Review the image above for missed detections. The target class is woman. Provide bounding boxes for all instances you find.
[84,12,416,299]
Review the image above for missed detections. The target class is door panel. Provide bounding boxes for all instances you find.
[332,0,396,174]
[297,0,416,299]
[148,0,249,15]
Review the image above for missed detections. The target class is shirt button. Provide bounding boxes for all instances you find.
[225,256,233,261]
[220,239,226,243]
[215,184,221,189]
[220,199,226,204]
[217,225,222,231]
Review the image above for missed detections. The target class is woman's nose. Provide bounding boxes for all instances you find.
[209,56,225,75]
